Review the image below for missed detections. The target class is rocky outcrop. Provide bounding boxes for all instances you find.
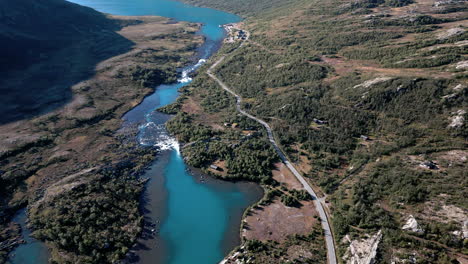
[353,77,393,89]
[453,84,466,92]
[219,246,247,264]
[452,220,468,239]
[455,60,468,70]
[448,109,466,128]
[433,0,466,6]
[437,27,465,40]
[343,230,382,264]
[463,221,468,239]
[391,253,417,264]
[402,215,424,234]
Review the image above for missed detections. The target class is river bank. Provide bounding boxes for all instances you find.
[2,0,267,263]
[117,11,264,261]
[6,210,49,264]
[1,11,203,263]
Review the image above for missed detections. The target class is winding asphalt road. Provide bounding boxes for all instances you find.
[208,55,337,264]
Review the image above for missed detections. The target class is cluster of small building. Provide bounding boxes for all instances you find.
[223,24,249,43]
[210,164,222,171]
[236,30,248,40]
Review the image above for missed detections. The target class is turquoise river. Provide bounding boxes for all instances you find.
[8,0,263,264]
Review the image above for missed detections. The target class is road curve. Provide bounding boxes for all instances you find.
[208,55,337,264]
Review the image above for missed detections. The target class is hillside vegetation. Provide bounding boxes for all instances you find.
[172,0,467,262]
[0,0,202,262]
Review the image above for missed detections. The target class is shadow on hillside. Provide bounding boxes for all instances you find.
[0,0,136,125]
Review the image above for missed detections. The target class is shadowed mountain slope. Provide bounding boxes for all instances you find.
[0,0,135,124]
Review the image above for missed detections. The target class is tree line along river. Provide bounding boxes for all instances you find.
[8,1,263,264]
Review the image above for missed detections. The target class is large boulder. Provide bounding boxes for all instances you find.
[402,215,424,234]
[343,230,382,264]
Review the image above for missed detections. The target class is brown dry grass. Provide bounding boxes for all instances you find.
[272,162,303,190]
[243,198,319,242]
[181,96,203,115]
[180,93,226,131]
[322,56,454,81]
[242,161,320,242]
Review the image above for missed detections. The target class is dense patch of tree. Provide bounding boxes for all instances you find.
[182,138,278,183]
[385,0,413,7]
[357,78,452,123]
[165,110,278,183]
[31,174,143,263]
[165,113,214,142]
[280,193,300,207]
[127,65,177,87]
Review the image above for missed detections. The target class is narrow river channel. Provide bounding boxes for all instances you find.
[9,1,263,264]
[7,210,49,264]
